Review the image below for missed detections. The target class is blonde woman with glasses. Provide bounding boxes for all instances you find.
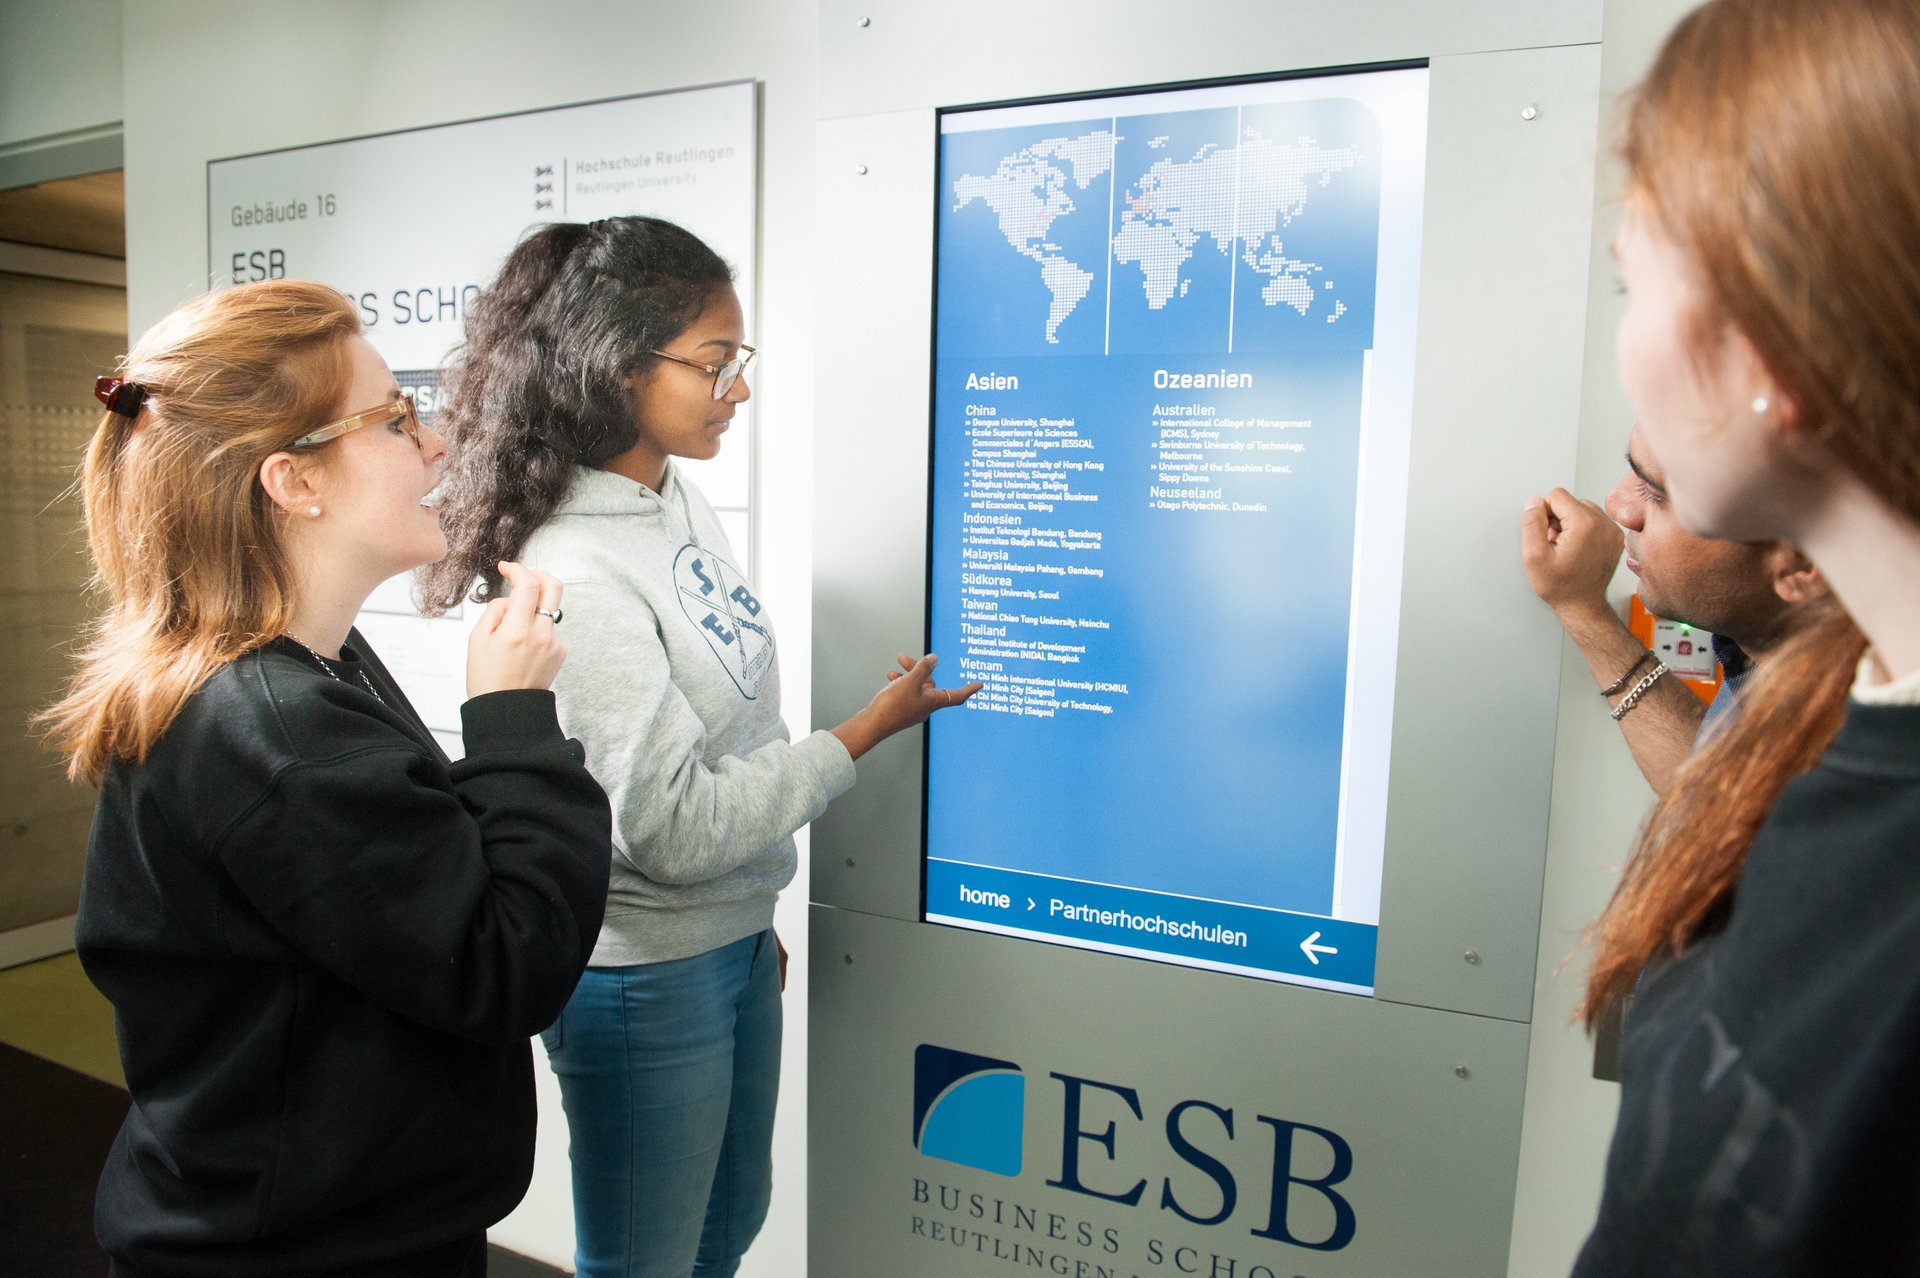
[43,280,612,1278]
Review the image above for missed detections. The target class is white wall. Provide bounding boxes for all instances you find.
[121,2,821,1268]
[0,0,121,154]
[0,0,123,195]
[1504,1,1701,1272]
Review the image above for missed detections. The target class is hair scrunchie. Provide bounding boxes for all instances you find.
[93,376,150,419]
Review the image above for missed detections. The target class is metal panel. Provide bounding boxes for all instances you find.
[1372,43,1602,1024]
[811,905,1531,1277]
[811,110,937,922]
[812,28,1610,1276]
[813,47,1603,1014]
[819,0,1601,121]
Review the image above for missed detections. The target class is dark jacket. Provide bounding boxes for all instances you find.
[1575,699,1920,1276]
[77,634,611,1276]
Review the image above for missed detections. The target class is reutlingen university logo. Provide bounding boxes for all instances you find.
[913,1045,1025,1176]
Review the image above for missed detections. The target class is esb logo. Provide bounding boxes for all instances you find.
[912,1043,1358,1252]
[913,1044,1026,1176]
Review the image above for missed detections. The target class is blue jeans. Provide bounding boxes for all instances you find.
[541,931,782,1278]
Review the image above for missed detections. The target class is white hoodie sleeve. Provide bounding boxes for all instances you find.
[548,577,856,886]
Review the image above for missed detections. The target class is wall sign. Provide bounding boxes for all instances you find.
[208,82,758,746]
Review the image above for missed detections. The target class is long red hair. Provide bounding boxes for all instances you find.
[39,282,359,785]
[1580,0,1920,1024]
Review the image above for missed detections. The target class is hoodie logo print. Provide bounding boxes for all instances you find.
[673,544,773,699]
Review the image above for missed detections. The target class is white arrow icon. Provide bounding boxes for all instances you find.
[1300,931,1338,965]
[1027,898,1037,911]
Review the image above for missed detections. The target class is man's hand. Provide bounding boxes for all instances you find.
[1521,489,1624,623]
[1520,488,1701,795]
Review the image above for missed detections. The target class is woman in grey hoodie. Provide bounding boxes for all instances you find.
[420,216,977,1278]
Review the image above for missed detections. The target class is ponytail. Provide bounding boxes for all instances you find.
[1578,602,1862,1025]
[39,282,359,784]
[419,217,734,613]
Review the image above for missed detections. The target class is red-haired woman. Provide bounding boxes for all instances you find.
[43,280,611,1277]
[1576,0,1920,1271]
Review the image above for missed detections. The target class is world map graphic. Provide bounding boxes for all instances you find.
[943,101,1382,354]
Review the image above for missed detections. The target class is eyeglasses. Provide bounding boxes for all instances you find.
[648,345,757,400]
[289,395,423,450]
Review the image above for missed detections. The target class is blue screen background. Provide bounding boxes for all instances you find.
[930,85,1388,953]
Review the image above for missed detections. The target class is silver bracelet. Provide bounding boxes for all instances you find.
[1600,648,1656,697]
[1609,661,1671,721]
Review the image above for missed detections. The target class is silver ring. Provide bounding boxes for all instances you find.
[535,606,563,624]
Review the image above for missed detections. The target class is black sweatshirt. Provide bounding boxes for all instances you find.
[76,634,611,1277]
[1574,700,1920,1275]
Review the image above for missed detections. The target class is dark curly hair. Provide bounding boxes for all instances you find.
[418,216,734,613]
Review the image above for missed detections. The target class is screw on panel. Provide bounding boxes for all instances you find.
[856,15,871,26]
[855,164,869,176]
[1463,949,1481,966]
[1455,1065,1471,1080]
[843,953,854,964]
[845,856,856,867]
[1520,104,1539,121]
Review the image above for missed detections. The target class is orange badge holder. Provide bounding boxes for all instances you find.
[1628,595,1723,705]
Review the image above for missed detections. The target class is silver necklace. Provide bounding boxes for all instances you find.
[287,635,386,705]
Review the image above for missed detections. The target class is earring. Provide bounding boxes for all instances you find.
[1752,395,1770,414]
[308,505,322,518]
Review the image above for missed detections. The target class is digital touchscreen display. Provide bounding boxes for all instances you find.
[924,65,1431,994]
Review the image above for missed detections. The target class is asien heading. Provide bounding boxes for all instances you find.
[962,368,1254,391]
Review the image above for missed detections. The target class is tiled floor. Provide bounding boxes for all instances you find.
[0,951,123,1087]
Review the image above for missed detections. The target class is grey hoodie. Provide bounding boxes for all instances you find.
[521,464,855,965]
